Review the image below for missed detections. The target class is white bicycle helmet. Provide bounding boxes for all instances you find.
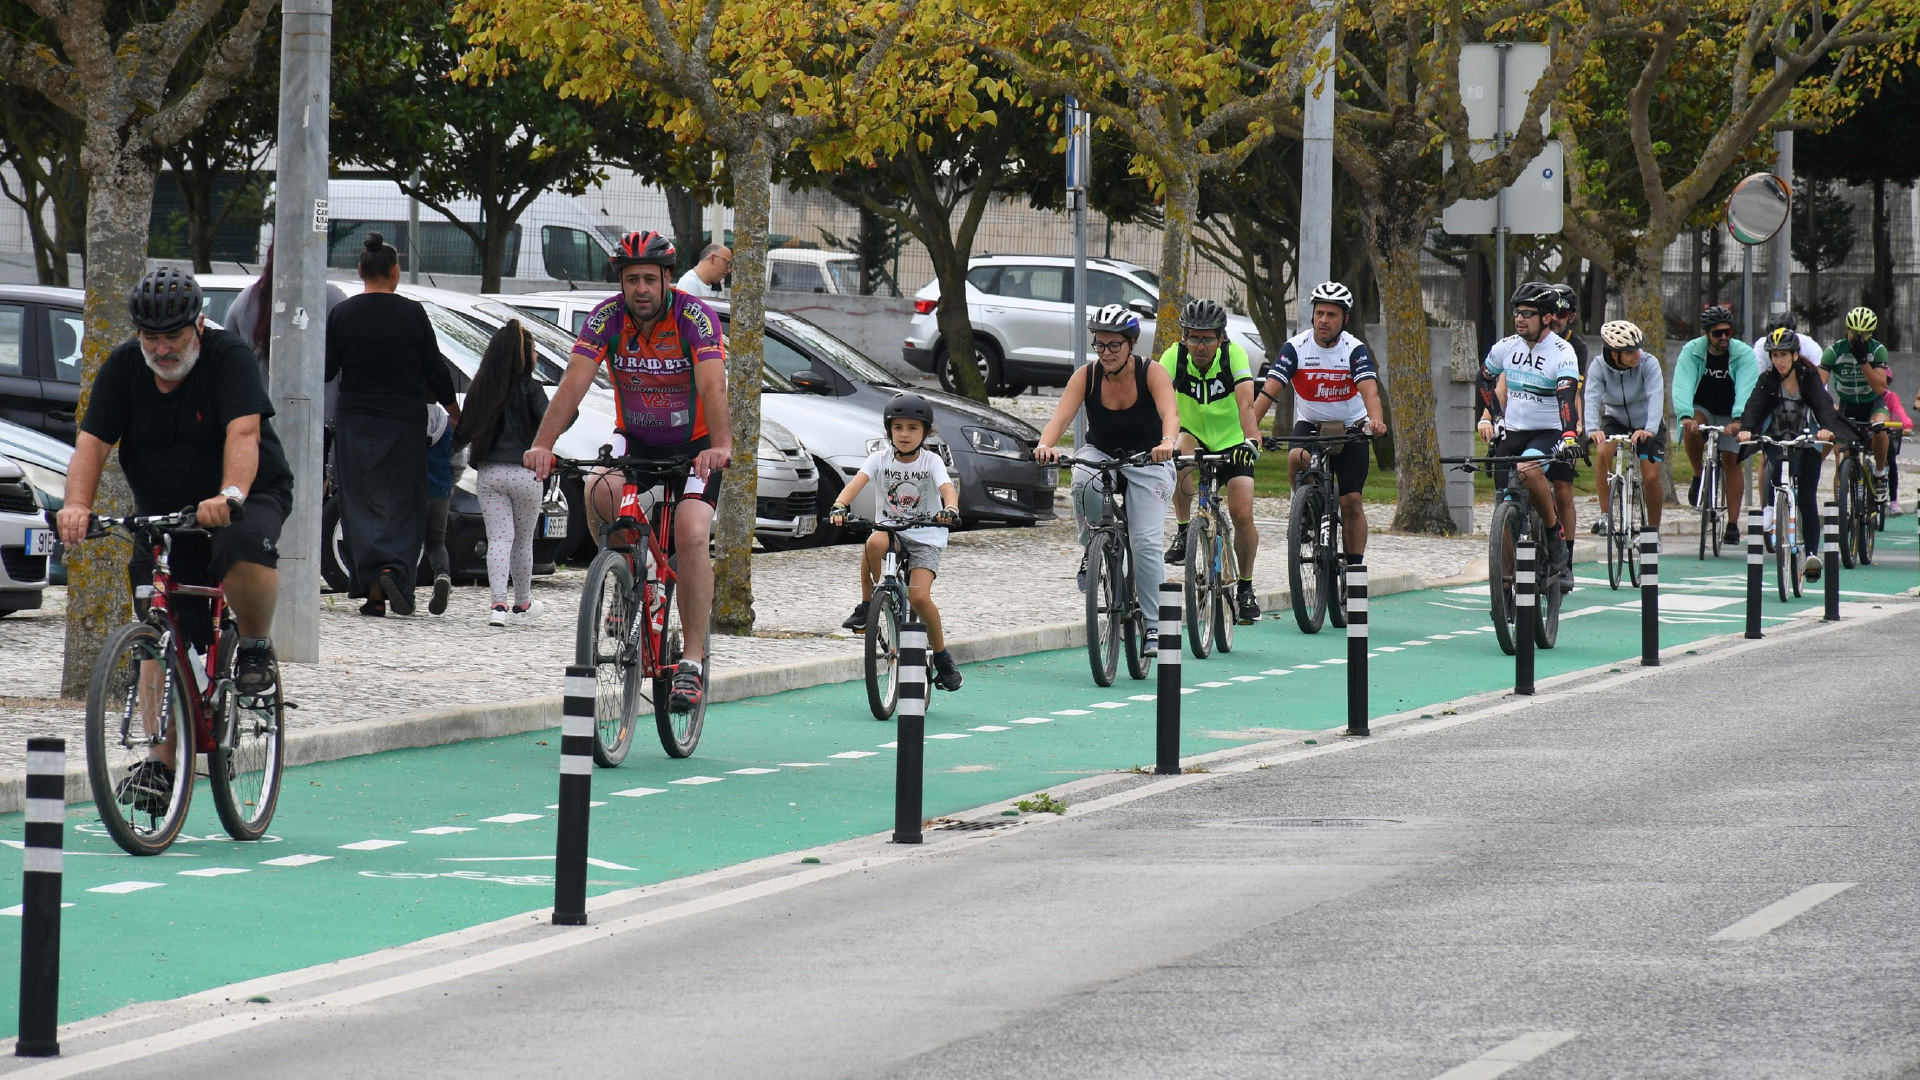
[1088,303,1141,340]
[1599,320,1643,351]
[1309,281,1354,310]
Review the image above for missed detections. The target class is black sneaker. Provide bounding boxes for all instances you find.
[1165,523,1189,564]
[1235,585,1260,625]
[1724,523,1741,548]
[380,570,415,616]
[931,649,963,691]
[669,660,705,713]
[429,572,452,616]
[233,637,276,695]
[116,759,174,816]
[1688,473,1701,507]
[841,601,869,632]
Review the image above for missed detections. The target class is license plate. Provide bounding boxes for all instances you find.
[23,528,53,556]
[1043,467,1059,486]
[795,514,818,537]
[539,515,568,540]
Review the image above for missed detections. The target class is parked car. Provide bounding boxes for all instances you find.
[901,254,1266,395]
[0,455,51,615]
[0,417,72,584]
[0,283,85,442]
[712,303,1054,545]
[767,249,865,295]
[487,289,603,336]
[320,179,615,288]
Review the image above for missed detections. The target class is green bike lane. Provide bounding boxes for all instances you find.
[4,536,1916,1037]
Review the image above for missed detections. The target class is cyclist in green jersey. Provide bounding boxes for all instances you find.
[1819,306,1892,479]
[1160,298,1263,624]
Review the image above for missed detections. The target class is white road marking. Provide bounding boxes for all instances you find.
[1088,701,1129,708]
[1229,675,1264,682]
[176,868,249,878]
[1258,669,1293,676]
[1710,882,1859,941]
[969,725,1010,732]
[1375,646,1404,653]
[1197,681,1232,688]
[1009,718,1052,725]
[1052,709,1091,715]
[440,856,547,862]
[1321,658,1347,665]
[1400,640,1429,645]
[261,855,333,867]
[480,813,544,824]
[928,733,971,740]
[1127,694,1157,701]
[543,802,608,809]
[878,742,899,749]
[1432,1031,1581,1079]
[1428,633,1455,639]
[88,881,163,894]
[1,903,74,915]
[1179,688,1201,695]
[338,840,405,852]
[585,857,638,871]
[1478,625,1497,632]
[1294,664,1322,670]
[609,787,667,797]
[777,763,828,768]
[829,750,879,758]
[727,768,779,775]
[411,827,473,836]
[668,777,724,786]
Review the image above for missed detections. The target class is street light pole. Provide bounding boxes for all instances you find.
[267,0,332,664]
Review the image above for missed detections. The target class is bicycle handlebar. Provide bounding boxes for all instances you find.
[1749,433,1832,450]
[553,446,704,475]
[81,499,244,541]
[837,517,955,532]
[1261,430,1368,452]
[1055,451,1158,469]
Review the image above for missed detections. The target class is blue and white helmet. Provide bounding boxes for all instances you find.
[1088,303,1140,341]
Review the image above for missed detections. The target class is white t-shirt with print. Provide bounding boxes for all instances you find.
[860,448,951,547]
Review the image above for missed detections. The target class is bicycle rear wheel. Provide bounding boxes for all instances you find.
[864,588,902,720]
[1835,457,1859,569]
[85,622,194,855]
[1487,501,1521,657]
[654,567,707,758]
[1084,532,1121,687]
[208,628,284,841]
[1184,517,1215,659]
[577,549,640,767]
[1288,484,1328,634]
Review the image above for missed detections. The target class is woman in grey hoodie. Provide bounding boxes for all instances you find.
[1584,320,1667,534]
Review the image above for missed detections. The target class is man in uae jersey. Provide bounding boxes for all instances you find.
[1477,281,1582,583]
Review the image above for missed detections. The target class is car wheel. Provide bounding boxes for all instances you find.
[937,336,1004,396]
[320,497,349,593]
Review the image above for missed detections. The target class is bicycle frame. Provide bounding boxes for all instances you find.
[134,527,229,757]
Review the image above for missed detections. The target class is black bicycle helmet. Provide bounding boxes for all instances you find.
[1551,282,1579,315]
[1088,303,1141,341]
[1701,304,1735,330]
[128,267,203,334]
[1510,280,1558,311]
[608,230,677,274]
[1180,298,1228,331]
[882,391,935,430]
[1765,312,1797,333]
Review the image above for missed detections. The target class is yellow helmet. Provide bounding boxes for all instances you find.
[1764,326,1798,354]
[1845,307,1878,334]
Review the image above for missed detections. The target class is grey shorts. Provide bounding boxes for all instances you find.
[1691,411,1741,456]
[900,535,943,577]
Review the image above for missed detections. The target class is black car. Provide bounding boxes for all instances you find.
[0,284,85,442]
[716,304,1055,545]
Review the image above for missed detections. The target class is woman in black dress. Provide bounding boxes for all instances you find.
[325,233,461,615]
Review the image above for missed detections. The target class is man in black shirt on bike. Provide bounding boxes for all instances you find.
[56,268,295,810]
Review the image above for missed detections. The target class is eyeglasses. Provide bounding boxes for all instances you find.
[1513,309,1543,320]
[1708,328,1733,338]
[711,255,733,271]
[1183,334,1221,346]
[1091,340,1129,353]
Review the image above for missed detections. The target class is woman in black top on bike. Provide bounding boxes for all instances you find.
[1737,327,1854,579]
[1034,303,1180,622]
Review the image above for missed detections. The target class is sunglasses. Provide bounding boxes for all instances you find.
[1708,328,1733,338]
[1514,308,1543,320]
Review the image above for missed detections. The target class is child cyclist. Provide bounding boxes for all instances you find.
[831,393,965,692]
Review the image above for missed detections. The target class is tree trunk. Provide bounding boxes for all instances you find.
[712,130,775,636]
[1369,236,1451,534]
[898,137,994,401]
[479,209,507,294]
[664,184,703,275]
[1149,164,1199,357]
[1870,177,1896,347]
[62,147,151,697]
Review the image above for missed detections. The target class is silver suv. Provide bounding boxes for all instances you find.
[901,254,1266,395]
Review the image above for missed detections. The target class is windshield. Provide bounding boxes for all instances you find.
[766,311,905,386]
[473,300,610,387]
[1131,268,1160,291]
[419,302,492,378]
[824,259,862,295]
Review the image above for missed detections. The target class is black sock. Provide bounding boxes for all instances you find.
[1344,553,1363,566]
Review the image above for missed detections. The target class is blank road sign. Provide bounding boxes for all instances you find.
[1440,141,1564,235]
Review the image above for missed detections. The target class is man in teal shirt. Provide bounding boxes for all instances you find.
[1671,304,1759,546]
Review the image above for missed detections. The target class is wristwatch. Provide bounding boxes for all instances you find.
[220,485,244,501]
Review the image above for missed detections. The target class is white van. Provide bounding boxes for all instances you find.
[321,179,615,289]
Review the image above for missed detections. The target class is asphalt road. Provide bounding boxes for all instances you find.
[12,600,1918,1079]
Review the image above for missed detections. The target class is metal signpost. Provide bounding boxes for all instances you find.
[1067,97,1090,447]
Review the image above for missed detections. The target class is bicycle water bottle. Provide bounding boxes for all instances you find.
[187,646,210,694]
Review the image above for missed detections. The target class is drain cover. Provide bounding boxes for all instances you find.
[929,818,1021,832]
[1217,817,1403,829]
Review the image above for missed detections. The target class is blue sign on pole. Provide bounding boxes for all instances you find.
[1065,97,1090,193]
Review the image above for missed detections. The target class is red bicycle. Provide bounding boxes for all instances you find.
[80,506,285,855]
[558,450,709,763]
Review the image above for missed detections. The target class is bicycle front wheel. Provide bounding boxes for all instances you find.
[85,622,194,855]
[864,588,902,720]
[1835,457,1859,569]
[208,628,284,841]
[1606,476,1627,590]
[1288,484,1328,634]
[1122,542,1153,681]
[1084,532,1121,687]
[1535,510,1562,650]
[1213,519,1236,652]
[1858,469,1878,564]
[1626,476,1645,588]
[578,550,641,767]
[654,566,707,758]
[1184,517,1215,659]
[1487,501,1521,657]
[1776,487,1794,602]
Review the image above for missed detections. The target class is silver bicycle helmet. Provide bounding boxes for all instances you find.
[1180,298,1228,331]
[1309,281,1354,310]
[1088,303,1141,341]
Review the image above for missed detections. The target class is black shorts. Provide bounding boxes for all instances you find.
[127,495,286,649]
[1839,399,1890,428]
[1495,428,1576,483]
[1181,430,1256,483]
[1598,417,1668,462]
[615,436,723,509]
[1292,420,1370,496]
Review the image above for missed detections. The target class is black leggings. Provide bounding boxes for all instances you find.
[1762,446,1823,542]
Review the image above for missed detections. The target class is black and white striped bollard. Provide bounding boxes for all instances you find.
[1745,507,1764,639]
[553,665,595,926]
[1823,500,1841,621]
[1155,581,1182,775]
[1514,541,1536,696]
[17,737,64,1057]
[1346,565,1369,736]
[1640,527,1660,667]
[893,622,928,844]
